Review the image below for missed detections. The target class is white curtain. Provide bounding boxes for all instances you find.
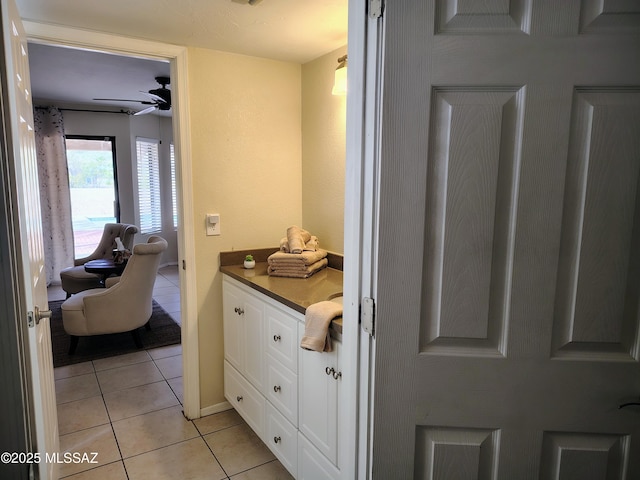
[34,107,74,285]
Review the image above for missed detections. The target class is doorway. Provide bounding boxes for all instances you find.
[25,23,200,421]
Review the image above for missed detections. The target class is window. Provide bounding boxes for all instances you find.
[170,143,178,229]
[65,136,118,257]
[136,137,162,234]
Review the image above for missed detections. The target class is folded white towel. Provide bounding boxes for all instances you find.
[268,249,327,266]
[300,301,343,352]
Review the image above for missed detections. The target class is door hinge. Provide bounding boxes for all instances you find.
[361,297,375,337]
[369,0,384,19]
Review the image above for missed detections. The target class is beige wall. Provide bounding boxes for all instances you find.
[301,46,347,254]
[187,48,302,408]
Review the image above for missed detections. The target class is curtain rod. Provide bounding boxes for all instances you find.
[34,106,133,115]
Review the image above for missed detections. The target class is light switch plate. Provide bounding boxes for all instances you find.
[206,213,221,236]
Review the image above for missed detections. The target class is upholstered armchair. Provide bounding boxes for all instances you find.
[60,223,138,297]
[61,235,168,354]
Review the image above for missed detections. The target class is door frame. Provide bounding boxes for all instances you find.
[343,0,384,478]
[24,21,200,419]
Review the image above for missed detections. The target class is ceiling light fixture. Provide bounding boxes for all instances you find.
[332,54,347,96]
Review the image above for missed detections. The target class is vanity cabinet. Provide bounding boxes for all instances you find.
[222,280,264,392]
[222,275,342,479]
[298,332,341,466]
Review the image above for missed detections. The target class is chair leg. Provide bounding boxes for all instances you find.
[131,329,143,349]
[68,335,79,355]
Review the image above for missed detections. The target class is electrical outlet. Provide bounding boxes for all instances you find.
[206,213,221,236]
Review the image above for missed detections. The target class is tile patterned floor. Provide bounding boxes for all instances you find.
[49,266,292,479]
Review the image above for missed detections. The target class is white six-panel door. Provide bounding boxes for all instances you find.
[369,0,640,478]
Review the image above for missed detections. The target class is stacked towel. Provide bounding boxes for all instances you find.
[300,301,343,352]
[267,249,328,278]
[287,225,309,254]
[280,235,319,253]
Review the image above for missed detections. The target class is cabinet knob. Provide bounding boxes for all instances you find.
[273,334,281,342]
[234,307,244,315]
[325,366,335,376]
[274,436,281,444]
[236,395,243,402]
[273,385,281,393]
[333,370,342,380]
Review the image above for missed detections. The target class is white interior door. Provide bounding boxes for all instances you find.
[368,1,640,478]
[1,0,59,478]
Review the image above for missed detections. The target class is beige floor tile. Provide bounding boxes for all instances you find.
[113,405,199,458]
[56,373,100,405]
[57,395,109,436]
[125,437,226,480]
[155,292,180,302]
[154,354,182,379]
[167,376,184,404]
[169,312,182,325]
[153,285,178,296]
[60,460,127,480]
[58,424,120,477]
[205,423,276,476]
[160,301,181,314]
[96,360,163,393]
[148,343,182,360]
[54,362,94,380]
[193,408,243,435]
[103,381,179,421]
[153,276,174,288]
[92,351,151,372]
[230,460,294,480]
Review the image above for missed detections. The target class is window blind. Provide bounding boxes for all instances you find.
[136,138,162,234]
[170,143,178,229]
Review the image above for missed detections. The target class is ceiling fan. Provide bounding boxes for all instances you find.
[94,76,171,115]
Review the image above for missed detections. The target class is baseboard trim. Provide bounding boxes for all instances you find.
[200,401,232,417]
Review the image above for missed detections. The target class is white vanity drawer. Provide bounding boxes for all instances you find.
[265,402,298,477]
[224,360,265,437]
[265,304,298,374]
[265,357,298,426]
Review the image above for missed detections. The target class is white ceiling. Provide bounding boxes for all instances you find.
[19,0,348,116]
[28,44,173,115]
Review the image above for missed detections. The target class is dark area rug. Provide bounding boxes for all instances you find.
[49,299,181,368]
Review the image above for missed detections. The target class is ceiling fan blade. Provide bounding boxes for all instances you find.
[139,91,167,103]
[134,105,158,116]
[93,98,154,104]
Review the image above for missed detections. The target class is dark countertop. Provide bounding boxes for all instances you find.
[220,248,344,334]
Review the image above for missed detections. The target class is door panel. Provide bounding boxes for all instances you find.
[580,0,640,33]
[553,89,640,361]
[539,432,628,480]
[415,427,500,480]
[370,0,640,478]
[1,0,58,478]
[421,87,524,357]
[435,0,532,34]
